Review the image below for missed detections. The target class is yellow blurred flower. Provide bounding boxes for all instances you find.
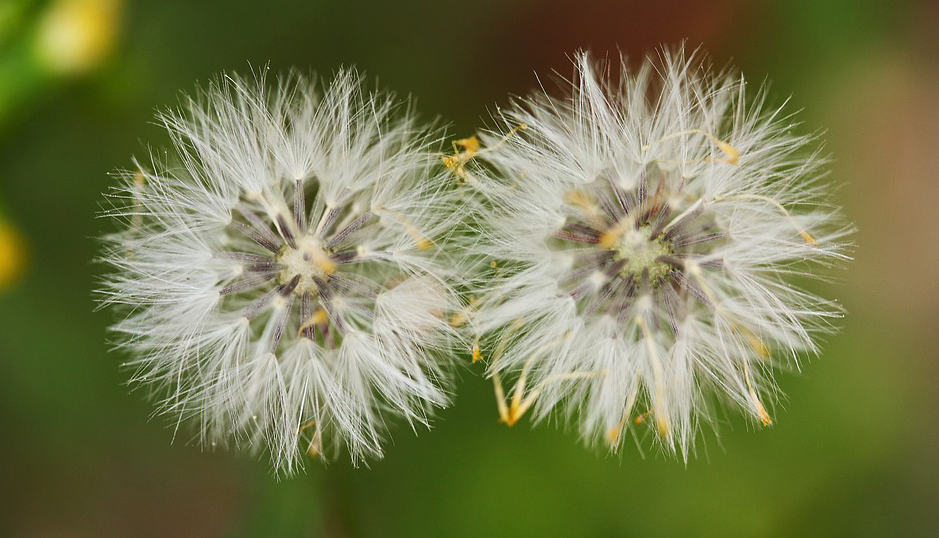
[34,0,122,75]
[0,218,27,290]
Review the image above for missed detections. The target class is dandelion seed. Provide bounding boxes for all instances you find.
[98,68,463,473]
[470,47,852,458]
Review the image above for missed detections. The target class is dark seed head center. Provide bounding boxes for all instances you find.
[613,226,672,283]
[276,234,332,294]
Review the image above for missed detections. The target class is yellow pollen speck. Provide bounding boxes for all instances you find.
[448,297,479,328]
[607,428,621,445]
[598,231,618,249]
[713,193,818,245]
[655,415,671,438]
[443,125,526,181]
[454,136,480,154]
[713,139,740,165]
[471,342,482,363]
[315,254,336,274]
[448,312,466,328]
[564,189,599,216]
[377,206,432,250]
[642,129,741,166]
[737,326,770,359]
[448,312,467,328]
[756,399,773,427]
[500,404,520,427]
[742,359,773,427]
[442,136,480,181]
[598,216,634,249]
[297,308,327,337]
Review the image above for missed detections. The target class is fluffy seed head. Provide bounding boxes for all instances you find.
[471,48,852,457]
[99,68,462,473]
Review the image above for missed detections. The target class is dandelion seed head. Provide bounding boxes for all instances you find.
[99,68,461,473]
[471,47,853,457]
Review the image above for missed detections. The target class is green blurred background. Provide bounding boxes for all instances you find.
[1,0,937,536]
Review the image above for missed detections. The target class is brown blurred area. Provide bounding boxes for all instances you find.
[0,0,937,536]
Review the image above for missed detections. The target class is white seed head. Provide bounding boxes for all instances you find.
[470,48,853,457]
[99,68,462,473]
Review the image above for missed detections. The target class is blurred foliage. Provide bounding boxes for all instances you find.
[0,0,121,127]
[1,0,937,537]
[0,216,26,289]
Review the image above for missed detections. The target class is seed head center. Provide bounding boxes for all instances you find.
[276,234,333,294]
[613,226,672,282]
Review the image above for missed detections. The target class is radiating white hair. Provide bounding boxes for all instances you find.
[468,48,852,457]
[99,68,463,473]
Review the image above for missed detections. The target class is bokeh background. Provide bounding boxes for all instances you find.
[1,0,937,536]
